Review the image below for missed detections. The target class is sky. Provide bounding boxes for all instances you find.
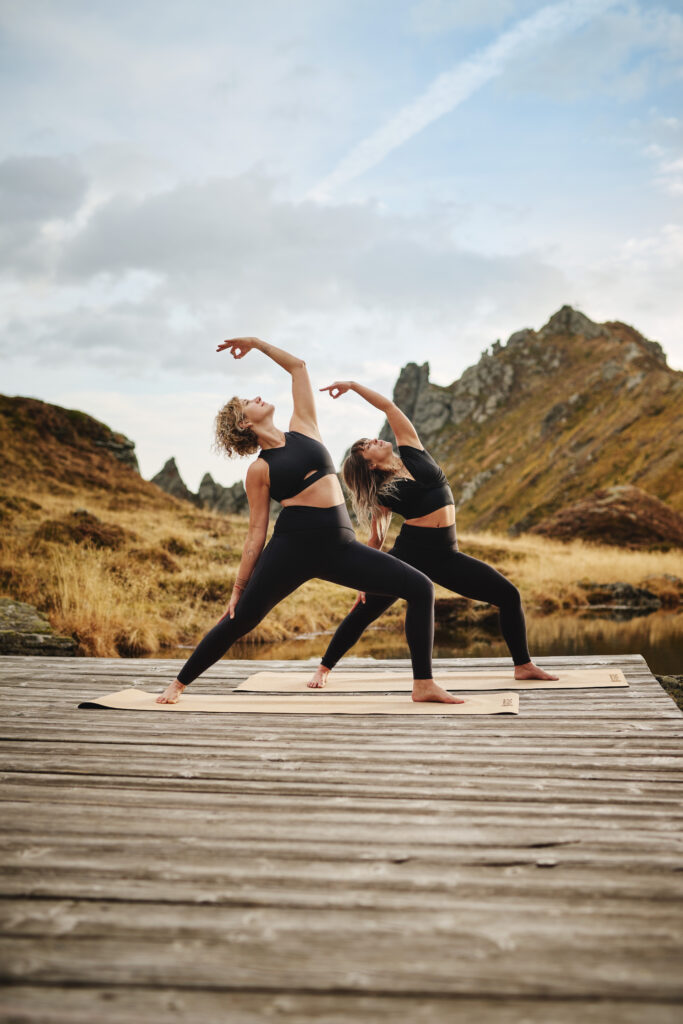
[1,0,682,490]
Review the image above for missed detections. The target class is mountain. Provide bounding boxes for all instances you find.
[151,460,249,515]
[381,306,682,537]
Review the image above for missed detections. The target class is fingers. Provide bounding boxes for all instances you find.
[217,340,248,358]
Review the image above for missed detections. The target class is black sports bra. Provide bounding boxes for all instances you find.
[258,431,338,502]
[379,445,454,520]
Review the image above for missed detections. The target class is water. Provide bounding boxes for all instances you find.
[161,609,683,676]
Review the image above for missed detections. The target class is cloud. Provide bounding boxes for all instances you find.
[0,159,572,384]
[53,170,565,314]
[0,155,87,223]
[0,155,88,274]
[502,1,683,101]
[308,0,618,199]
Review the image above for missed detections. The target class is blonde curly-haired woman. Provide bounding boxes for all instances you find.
[157,339,461,705]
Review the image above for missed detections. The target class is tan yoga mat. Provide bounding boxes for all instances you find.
[79,687,519,715]
[234,667,629,693]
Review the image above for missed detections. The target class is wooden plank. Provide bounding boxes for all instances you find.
[2,849,682,904]
[0,652,681,1015]
[1,899,682,998]
[2,987,681,1024]
[3,770,681,801]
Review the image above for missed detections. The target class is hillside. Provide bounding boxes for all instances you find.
[1,385,681,657]
[0,395,383,655]
[0,395,160,509]
[381,306,683,536]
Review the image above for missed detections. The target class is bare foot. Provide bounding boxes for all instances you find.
[156,679,186,704]
[412,679,465,704]
[307,665,330,689]
[514,662,559,681]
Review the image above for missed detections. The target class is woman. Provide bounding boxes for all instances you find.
[157,339,461,705]
[307,380,557,689]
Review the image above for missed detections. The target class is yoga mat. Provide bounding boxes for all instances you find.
[234,667,629,693]
[79,687,518,715]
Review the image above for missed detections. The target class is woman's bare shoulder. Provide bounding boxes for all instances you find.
[246,458,269,483]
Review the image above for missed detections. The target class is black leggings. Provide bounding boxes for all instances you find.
[177,504,435,685]
[321,523,530,669]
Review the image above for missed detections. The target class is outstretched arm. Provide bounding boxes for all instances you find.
[218,336,318,437]
[321,380,421,448]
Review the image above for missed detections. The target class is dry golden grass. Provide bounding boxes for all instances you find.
[1,481,680,657]
[455,530,683,609]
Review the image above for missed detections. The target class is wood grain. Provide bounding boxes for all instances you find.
[1,653,682,1023]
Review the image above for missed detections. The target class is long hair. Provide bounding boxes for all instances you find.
[342,439,402,530]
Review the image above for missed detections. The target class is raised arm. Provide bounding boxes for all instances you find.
[321,380,421,448]
[223,459,270,620]
[218,336,319,437]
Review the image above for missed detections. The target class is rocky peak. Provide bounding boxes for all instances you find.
[151,458,199,506]
[538,305,607,341]
[197,472,249,515]
[150,462,251,515]
[379,362,452,442]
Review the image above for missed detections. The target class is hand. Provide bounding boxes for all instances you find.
[221,587,242,621]
[320,381,353,399]
[217,337,262,359]
[350,591,366,611]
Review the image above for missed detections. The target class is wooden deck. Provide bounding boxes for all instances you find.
[1,653,682,1023]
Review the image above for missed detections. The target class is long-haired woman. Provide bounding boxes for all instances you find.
[157,340,461,705]
[307,380,557,689]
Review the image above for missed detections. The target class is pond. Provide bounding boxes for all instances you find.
[160,609,683,676]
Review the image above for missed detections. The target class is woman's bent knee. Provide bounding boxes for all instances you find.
[407,570,434,603]
[501,582,522,607]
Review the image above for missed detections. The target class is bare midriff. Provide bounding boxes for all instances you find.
[280,475,346,509]
[404,504,456,528]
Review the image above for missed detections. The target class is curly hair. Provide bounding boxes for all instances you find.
[342,439,401,530]
[213,396,260,458]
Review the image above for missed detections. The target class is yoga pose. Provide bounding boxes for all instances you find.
[157,340,461,705]
[307,380,557,689]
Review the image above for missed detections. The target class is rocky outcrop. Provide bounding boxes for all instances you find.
[152,463,278,517]
[538,305,608,342]
[0,597,76,656]
[151,458,199,506]
[198,473,249,515]
[530,486,683,550]
[379,362,452,442]
[578,581,662,611]
[93,434,138,471]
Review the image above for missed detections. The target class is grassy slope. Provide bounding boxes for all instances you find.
[1,393,681,658]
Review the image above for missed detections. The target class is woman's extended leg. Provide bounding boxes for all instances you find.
[429,551,557,679]
[320,537,462,703]
[157,535,312,701]
[306,591,397,686]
